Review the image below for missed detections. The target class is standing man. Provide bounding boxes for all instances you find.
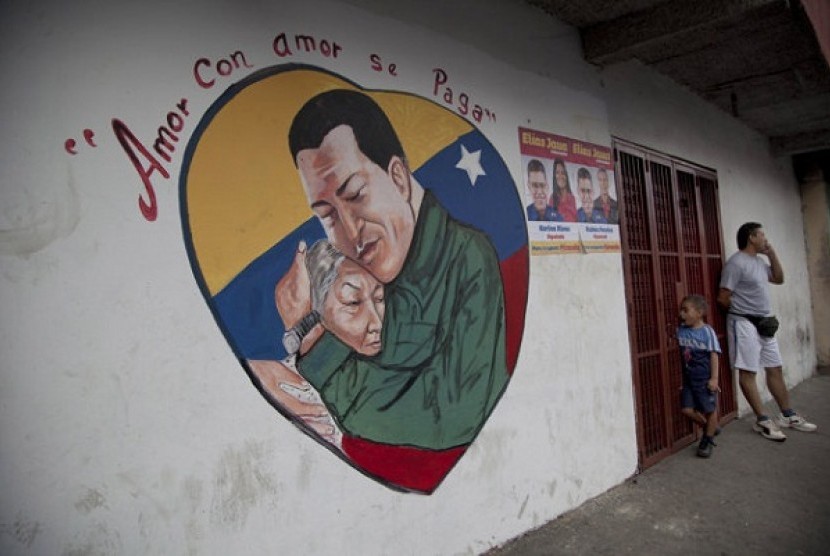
[525,159,562,221]
[592,168,618,224]
[575,167,607,224]
[717,222,817,441]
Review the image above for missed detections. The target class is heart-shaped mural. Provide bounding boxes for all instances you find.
[180,64,528,493]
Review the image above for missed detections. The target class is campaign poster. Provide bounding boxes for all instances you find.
[518,127,620,255]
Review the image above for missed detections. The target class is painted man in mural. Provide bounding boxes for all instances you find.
[271,89,509,490]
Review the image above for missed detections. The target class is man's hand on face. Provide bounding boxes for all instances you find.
[275,241,312,329]
[760,240,774,256]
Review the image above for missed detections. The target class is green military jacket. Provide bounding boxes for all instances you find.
[299,191,508,450]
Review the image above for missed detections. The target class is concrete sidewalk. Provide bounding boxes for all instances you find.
[486,371,830,556]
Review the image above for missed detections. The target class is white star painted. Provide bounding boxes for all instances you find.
[455,144,486,186]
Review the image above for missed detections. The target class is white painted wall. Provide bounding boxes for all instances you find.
[0,1,814,555]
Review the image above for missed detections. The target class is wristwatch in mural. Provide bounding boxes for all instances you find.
[282,310,321,355]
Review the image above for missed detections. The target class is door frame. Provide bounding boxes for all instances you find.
[613,138,736,469]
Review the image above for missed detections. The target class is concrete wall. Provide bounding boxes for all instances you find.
[801,169,830,366]
[0,0,815,554]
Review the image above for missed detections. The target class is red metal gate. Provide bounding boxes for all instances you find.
[615,140,736,469]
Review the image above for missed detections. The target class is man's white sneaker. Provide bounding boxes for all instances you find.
[752,418,787,442]
[776,413,818,432]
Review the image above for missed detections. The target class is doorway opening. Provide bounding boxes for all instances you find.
[614,139,737,469]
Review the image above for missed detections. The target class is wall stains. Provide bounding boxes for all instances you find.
[116,471,171,522]
[74,487,108,515]
[209,442,279,529]
[182,477,204,555]
[547,479,558,498]
[0,165,80,256]
[1,515,41,548]
[296,447,314,491]
[60,522,122,556]
[517,494,530,519]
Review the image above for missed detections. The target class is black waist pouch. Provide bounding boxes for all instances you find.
[734,313,780,338]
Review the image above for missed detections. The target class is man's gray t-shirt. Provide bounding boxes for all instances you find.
[719,251,772,316]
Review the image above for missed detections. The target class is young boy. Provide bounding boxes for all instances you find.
[678,294,722,458]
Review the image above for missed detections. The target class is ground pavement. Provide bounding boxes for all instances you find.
[486,369,830,556]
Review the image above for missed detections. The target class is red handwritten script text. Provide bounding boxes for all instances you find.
[432,68,495,124]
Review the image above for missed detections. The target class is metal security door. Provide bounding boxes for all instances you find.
[615,140,735,469]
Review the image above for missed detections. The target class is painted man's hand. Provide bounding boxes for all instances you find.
[275,240,312,329]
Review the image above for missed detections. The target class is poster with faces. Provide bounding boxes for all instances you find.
[518,127,621,255]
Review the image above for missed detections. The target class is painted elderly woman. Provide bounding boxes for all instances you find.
[247,239,385,449]
[290,238,385,358]
[255,238,497,492]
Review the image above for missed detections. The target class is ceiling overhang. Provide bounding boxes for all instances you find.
[529,0,830,157]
